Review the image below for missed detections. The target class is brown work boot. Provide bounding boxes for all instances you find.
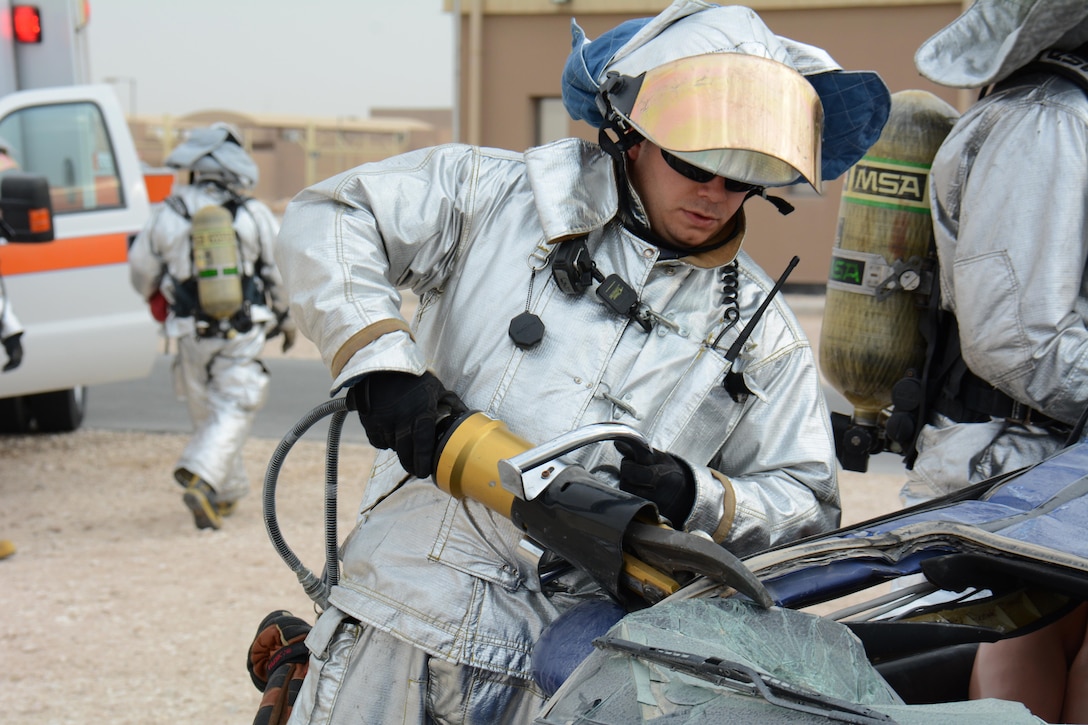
[175,468,222,531]
[0,539,15,560]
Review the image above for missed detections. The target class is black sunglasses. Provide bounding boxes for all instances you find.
[659,148,763,194]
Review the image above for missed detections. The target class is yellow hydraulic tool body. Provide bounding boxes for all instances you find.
[435,410,772,610]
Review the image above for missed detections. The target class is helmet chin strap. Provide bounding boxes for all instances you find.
[746,188,795,216]
[599,128,690,254]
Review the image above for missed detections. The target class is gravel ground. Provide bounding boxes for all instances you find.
[0,294,904,724]
[0,428,375,724]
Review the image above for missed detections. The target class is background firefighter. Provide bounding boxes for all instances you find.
[129,124,295,531]
[0,135,23,560]
[0,252,23,376]
[0,136,25,377]
[908,0,1088,721]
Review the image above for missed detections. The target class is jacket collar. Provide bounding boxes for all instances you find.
[525,138,618,244]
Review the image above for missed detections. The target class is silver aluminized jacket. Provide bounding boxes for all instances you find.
[904,73,1088,504]
[129,181,288,501]
[276,138,839,680]
[0,282,22,343]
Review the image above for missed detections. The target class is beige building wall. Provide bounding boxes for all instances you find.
[371,108,455,145]
[126,110,448,212]
[124,2,969,286]
[450,0,969,286]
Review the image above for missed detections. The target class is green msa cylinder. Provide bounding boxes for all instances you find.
[191,204,243,320]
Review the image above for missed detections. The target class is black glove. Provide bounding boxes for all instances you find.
[267,312,297,353]
[277,316,297,353]
[614,440,696,527]
[349,371,466,478]
[2,332,23,372]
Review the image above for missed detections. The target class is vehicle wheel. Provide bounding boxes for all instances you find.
[0,395,33,433]
[28,386,86,432]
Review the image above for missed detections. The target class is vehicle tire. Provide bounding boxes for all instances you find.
[28,386,86,432]
[0,395,33,433]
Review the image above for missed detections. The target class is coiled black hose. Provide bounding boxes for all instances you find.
[263,395,351,610]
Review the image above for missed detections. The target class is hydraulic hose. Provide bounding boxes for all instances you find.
[263,395,351,609]
[323,408,346,590]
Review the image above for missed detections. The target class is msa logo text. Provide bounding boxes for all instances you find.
[848,164,927,203]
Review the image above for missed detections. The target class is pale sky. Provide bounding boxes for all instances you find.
[86,0,456,119]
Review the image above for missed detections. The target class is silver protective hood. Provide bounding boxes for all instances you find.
[604,3,824,189]
[165,125,259,189]
[563,0,890,189]
[916,0,1088,88]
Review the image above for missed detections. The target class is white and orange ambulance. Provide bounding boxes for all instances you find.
[0,0,164,431]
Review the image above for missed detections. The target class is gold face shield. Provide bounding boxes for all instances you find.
[602,53,824,190]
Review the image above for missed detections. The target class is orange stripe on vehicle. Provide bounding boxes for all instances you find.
[0,232,131,275]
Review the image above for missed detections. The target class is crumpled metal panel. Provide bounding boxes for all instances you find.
[756,441,1088,607]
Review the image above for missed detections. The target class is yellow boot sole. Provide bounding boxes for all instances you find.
[181,479,222,531]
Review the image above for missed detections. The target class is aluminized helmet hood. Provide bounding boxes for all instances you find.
[601,52,823,189]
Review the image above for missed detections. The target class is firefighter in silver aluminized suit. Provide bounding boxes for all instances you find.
[129,124,295,531]
[0,288,22,373]
[275,3,889,722]
[0,138,23,374]
[907,1,1088,719]
[904,0,1088,507]
[0,137,22,560]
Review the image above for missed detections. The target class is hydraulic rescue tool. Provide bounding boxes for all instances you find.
[263,397,772,613]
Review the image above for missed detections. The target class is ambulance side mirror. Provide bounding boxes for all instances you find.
[0,172,54,243]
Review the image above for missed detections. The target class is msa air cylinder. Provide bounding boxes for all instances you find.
[191,204,243,320]
[820,90,958,434]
